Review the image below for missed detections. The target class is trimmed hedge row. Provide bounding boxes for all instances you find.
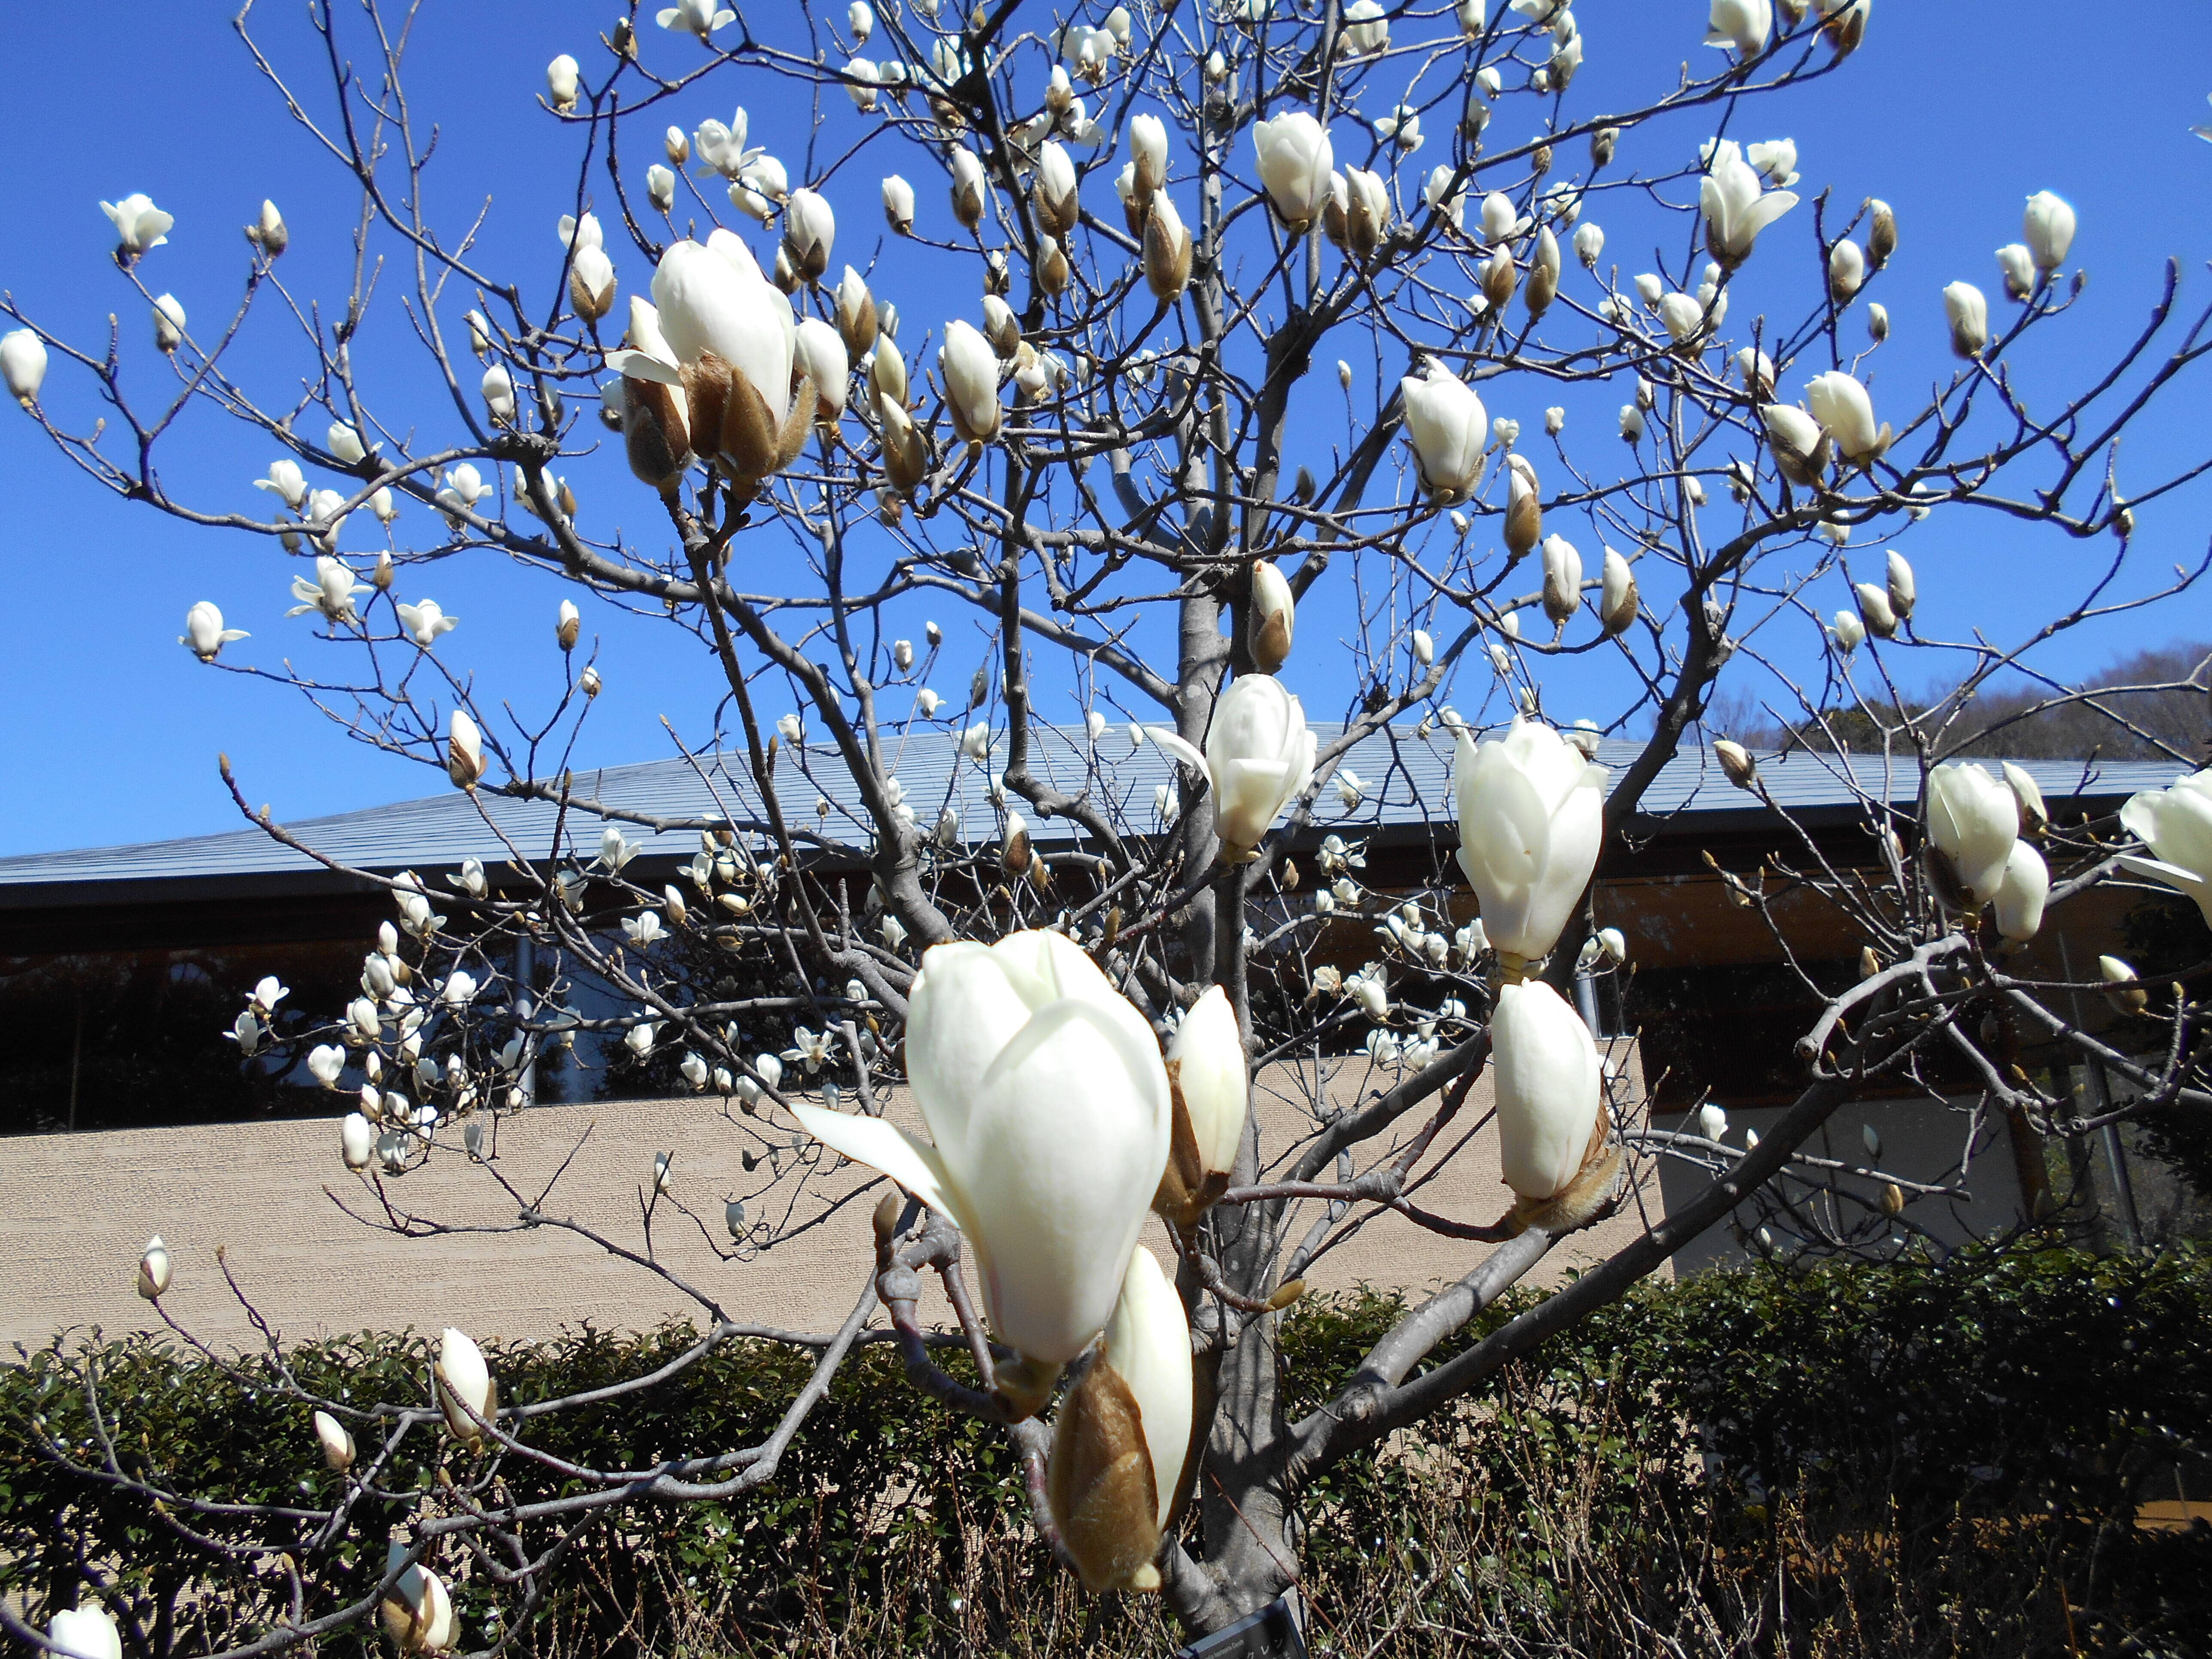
[5,1241,2208,1655]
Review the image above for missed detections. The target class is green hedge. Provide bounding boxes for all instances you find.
[6,1242,2209,1656]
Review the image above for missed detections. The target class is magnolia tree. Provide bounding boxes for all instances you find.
[9,0,2212,1650]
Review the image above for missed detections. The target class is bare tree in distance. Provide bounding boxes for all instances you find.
[6,0,2212,1649]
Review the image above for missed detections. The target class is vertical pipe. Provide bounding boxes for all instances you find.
[515,933,537,1106]
[1573,967,1601,1035]
[66,996,84,1133]
[2057,933,2141,1252]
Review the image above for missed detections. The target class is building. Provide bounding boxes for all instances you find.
[0,726,2193,1343]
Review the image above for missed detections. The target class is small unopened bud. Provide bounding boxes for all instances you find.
[1859,946,1881,982]
[1589,128,1617,168]
[2100,954,2148,1015]
[873,1189,904,1247]
[1866,199,1896,268]
[1880,1182,1905,1218]
[1264,1277,1307,1312]
[1714,739,1756,790]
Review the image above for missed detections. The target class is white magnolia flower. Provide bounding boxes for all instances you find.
[1336,769,1365,808]
[1491,979,1602,1200]
[1697,1102,1729,1143]
[793,930,1170,1372]
[784,188,836,282]
[657,0,736,43]
[179,601,249,662]
[1996,242,2037,300]
[49,1607,122,1659]
[1805,370,1885,465]
[623,912,666,949]
[2118,767,2212,927]
[1831,607,1867,652]
[308,1043,346,1087]
[1926,762,2019,904]
[395,599,459,649]
[101,192,173,258]
[1700,140,1797,266]
[1706,0,1771,53]
[1147,677,1316,858]
[940,319,1003,445]
[1452,720,1607,963]
[1253,112,1333,228]
[287,555,363,625]
[1400,361,1487,498]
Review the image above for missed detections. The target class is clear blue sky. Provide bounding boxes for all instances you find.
[3,2,2208,858]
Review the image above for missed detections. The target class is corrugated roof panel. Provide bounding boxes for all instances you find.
[0,724,2187,891]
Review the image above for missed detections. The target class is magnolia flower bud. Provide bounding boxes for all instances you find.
[1452,721,1604,964]
[1046,1245,1192,1592]
[1831,607,1866,652]
[1598,548,1638,636]
[314,1409,356,1472]
[1854,580,1897,639]
[1540,534,1582,626]
[2022,190,2075,273]
[783,189,836,283]
[1866,301,1889,343]
[49,1607,122,1659]
[940,319,1003,446]
[1828,238,1865,303]
[1996,242,2036,301]
[1885,551,1915,621]
[1761,403,1830,485]
[1928,762,2020,905]
[247,199,288,258]
[1142,194,1193,301]
[136,1236,171,1299]
[1156,985,1246,1225]
[1944,281,1989,358]
[1249,560,1294,672]
[446,708,487,790]
[1034,141,1081,237]
[437,1327,495,1443]
[547,53,580,110]
[1492,981,1603,1201]
[950,149,990,229]
[3,328,49,407]
[151,293,187,354]
[881,173,915,235]
[1253,112,1333,228]
[1992,840,2049,942]
[2101,954,2150,1015]
[1412,628,1434,665]
[379,1546,457,1655]
[1714,739,1756,789]
[1805,370,1885,466]
[1399,361,1487,500]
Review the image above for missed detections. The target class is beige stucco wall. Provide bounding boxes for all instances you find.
[2,1048,1665,1353]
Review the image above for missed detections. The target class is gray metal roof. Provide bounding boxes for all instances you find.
[0,723,2186,905]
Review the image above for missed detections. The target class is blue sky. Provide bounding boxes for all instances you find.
[2,2,2209,858]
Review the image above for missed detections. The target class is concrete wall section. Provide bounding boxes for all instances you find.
[1,1055,1665,1353]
